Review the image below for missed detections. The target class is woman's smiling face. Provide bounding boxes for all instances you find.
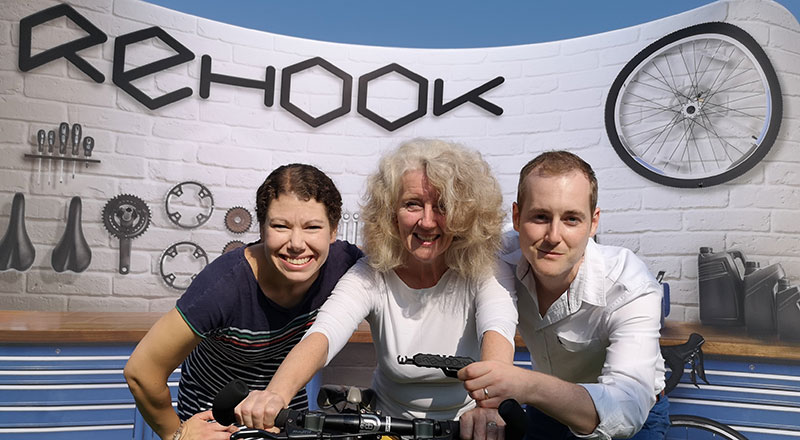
[395,169,453,269]
[262,193,336,287]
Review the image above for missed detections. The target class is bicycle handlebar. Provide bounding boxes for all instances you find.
[212,379,527,440]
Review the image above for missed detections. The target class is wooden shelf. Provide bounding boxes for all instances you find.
[660,320,800,362]
[2,311,799,362]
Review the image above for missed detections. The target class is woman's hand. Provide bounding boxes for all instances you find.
[459,407,505,440]
[178,411,237,440]
[235,389,287,430]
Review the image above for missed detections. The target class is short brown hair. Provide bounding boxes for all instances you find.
[517,151,598,212]
[255,164,342,230]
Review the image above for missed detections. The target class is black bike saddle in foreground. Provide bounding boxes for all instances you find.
[0,193,35,271]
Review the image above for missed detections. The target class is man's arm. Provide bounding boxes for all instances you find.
[124,308,201,439]
[459,361,600,435]
[580,288,663,438]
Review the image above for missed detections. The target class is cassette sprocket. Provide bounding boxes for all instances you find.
[225,206,252,234]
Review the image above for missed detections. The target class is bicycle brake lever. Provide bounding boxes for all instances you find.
[696,348,709,385]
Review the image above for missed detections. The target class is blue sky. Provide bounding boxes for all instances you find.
[143,0,800,48]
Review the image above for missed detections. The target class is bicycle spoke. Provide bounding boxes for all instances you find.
[702,101,766,121]
[695,111,747,162]
[634,74,685,96]
[653,54,688,99]
[691,38,726,96]
[636,113,683,162]
[706,54,747,102]
[678,45,700,98]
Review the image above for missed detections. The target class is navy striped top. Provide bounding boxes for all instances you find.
[175,240,362,420]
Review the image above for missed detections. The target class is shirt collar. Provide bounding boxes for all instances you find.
[508,237,607,313]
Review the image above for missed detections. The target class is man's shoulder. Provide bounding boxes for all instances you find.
[591,241,657,291]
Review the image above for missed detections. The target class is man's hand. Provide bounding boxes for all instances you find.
[459,407,505,440]
[458,360,533,408]
[179,411,237,440]
[234,389,287,430]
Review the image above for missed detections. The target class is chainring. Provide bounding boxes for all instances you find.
[102,194,151,239]
[222,240,246,254]
[224,206,252,234]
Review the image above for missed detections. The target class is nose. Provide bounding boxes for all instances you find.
[287,228,306,252]
[417,203,439,229]
[545,220,562,244]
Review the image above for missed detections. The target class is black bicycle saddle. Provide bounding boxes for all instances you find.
[0,193,35,271]
[52,196,92,273]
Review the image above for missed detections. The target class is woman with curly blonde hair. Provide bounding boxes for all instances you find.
[237,139,518,437]
[361,139,505,281]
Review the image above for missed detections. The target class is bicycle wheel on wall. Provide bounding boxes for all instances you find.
[668,415,748,439]
[605,22,782,188]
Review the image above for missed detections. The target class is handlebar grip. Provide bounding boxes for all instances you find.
[212,379,250,426]
[498,399,527,440]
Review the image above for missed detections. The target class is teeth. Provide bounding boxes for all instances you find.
[286,256,311,265]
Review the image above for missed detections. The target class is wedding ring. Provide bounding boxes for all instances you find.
[486,421,498,428]
[483,387,489,398]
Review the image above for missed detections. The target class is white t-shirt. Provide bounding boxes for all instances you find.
[307,257,518,420]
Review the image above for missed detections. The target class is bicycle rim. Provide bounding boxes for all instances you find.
[668,415,748,440]
[606,22,782,188]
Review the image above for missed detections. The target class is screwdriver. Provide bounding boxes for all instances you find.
[83,137,94,168]
[58,122,68,183]
[71,124,82,178]
[36,130,45,185]
[47,130,55,186]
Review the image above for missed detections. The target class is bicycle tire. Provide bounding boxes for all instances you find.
[668,414,748,439]
[605,22,782,188]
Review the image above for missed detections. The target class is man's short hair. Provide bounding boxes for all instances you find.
[516,151,598,212]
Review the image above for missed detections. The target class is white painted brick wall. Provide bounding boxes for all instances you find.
[0,0,798,323]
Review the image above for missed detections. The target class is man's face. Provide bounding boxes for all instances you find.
[513,170,599,291]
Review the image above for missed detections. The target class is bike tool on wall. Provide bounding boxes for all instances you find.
[24,122,100,185]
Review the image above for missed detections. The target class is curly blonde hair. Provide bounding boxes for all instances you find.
[361,139,504,281]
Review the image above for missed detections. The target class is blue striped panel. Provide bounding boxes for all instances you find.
[0,405,136,427]
[0,345,135,357]
[0,371,180,385]
[670,383,800,407]
[668,399,800,432]
[0,425,134,440]
[0,384,179,405]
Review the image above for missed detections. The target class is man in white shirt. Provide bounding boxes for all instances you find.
[459,151,667,439]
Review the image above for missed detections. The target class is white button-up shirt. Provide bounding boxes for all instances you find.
[501,235,665,439]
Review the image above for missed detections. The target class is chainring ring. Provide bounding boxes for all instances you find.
[224,206,252,234]
[102,194,151,239]
[222,240,246,254]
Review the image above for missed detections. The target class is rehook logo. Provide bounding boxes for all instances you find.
[18,4,505,132]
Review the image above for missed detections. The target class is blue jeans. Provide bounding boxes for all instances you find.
[523,395,670,440]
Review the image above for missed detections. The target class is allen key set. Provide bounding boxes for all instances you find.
[25,122,100,185]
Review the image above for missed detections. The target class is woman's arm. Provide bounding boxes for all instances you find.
[235,332,329,429]
[476,260,518,364]
[124,308,201,439]
[480,330,513,363]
